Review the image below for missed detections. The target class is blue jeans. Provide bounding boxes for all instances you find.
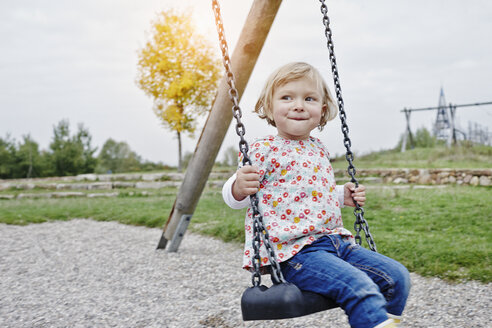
[280,235,411,328]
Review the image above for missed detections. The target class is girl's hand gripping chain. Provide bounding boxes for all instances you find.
[232,165,261,201]
[343,182,366,207]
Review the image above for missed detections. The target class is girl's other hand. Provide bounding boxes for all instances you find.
[343,182,366,207]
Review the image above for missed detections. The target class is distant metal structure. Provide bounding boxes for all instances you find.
[400,91,492,152]
[433,88,452,142]
[468,121,491,146]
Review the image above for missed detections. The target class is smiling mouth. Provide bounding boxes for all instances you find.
[289,117,308,121]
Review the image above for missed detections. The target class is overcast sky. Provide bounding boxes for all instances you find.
[1,0,491,166]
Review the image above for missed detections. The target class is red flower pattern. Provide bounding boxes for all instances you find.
[241,135,354,271]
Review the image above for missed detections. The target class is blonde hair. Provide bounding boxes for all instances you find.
[254,62,338,130]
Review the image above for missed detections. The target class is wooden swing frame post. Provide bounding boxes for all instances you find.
[157,0,283,251]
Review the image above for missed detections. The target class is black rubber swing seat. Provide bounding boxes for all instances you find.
[241,282,338,321]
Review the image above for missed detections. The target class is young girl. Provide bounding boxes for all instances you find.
[222,62,410,328]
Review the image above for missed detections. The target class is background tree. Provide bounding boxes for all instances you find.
[0,135,16,179]
[136,10,221,172]
[414,127,438,148]
[76,125,98,173]
[397,127,440,150]
[14,135,44,178]
[220,145,239,167]
[0,134,51,179]
[49,120,97,176]
[97,138,142,173]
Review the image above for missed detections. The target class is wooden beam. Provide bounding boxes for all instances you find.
[157,0,283,250]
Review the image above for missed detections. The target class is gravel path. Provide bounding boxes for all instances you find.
[0,219,490,327]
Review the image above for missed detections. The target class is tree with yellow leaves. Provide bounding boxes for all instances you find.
[136,10,221,172]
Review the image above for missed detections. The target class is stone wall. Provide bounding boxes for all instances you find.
[335,168,491,186]
[1,169,490,194]
[0,172,232,195]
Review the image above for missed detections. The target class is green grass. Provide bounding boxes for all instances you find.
[1,184,490,283]
[192,185,492,283]
[0,189,176,227]
[347,186,492,283]
[331,144,492,169]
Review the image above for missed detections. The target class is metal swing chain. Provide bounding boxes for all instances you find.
[212,0,286,287]
[319,0,377,252]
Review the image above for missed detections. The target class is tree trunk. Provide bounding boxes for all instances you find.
[177,130,182,172]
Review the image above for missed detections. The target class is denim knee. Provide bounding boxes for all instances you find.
[386,262,411,315]
[343,242,411,316]
[339,274,389,328]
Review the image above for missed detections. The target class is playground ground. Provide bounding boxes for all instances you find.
[1,219,490,328]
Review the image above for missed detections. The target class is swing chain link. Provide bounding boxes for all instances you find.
[212,0,286,287]
[319,0,377,252]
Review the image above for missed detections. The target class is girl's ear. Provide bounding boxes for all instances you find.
[321,104,328,121]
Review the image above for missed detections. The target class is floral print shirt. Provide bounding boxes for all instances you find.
[240,135,354,271]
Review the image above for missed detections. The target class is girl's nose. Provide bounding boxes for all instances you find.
[293,100,304,111]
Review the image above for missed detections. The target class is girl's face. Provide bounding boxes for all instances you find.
[271,77,326,140]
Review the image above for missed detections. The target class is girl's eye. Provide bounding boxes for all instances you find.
[306,96,315,101]
[281,95,292,100]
